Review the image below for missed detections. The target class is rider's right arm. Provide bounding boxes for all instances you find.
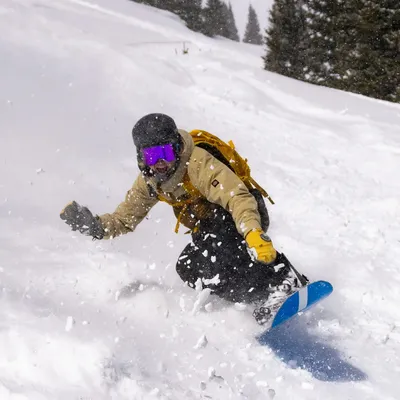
[98,175,158,239]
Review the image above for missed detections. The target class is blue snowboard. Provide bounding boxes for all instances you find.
[268,280,333,330]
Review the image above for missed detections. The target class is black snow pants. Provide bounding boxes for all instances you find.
[176,207,291,304]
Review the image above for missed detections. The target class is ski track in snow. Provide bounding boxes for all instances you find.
[1,0,400,399]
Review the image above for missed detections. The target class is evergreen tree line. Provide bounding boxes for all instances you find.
[131,0,265,45]
[131,0,239,41]
[264,0,400,103]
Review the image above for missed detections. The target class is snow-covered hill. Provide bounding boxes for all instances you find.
[1,0,400,399]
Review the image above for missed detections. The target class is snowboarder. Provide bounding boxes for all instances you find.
[60,113,301,312]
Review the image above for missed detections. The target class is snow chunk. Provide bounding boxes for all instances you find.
[234,303,247,311]
[208,367,216,379]
[192,288,212,315]
[65,316,75,332]
[203,274,220,286]
[194,334,208,350]
[149,263,156,270]
[195,277,203,292]
[301,382,314,390]
[208,367,224,383]
[179,296,186,311]
[149,388,160,396]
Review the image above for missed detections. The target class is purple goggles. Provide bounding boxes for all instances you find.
[142,144,176,166]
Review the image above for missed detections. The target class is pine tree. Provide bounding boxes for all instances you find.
[131,0,203,34]
[226,3,240,41]
[202,0,228,38]
[302,0,362,88]
[243,4,263,45]
[263,0,400,103]
[325,1,361,89]
[346,0,400,102]
[184,0,203,33]
[303,0,340,85]
[130,0,165,9]
[263,0,308,79]
[219,2,232,39]
[167,0,203,33]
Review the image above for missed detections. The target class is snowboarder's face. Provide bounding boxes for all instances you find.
[149,158,176,176]
[141,142,181,182]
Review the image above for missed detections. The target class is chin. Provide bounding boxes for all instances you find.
[154,171,172,183]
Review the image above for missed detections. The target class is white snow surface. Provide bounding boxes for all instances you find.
[1,0,400,399]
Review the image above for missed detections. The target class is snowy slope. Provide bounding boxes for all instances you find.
[1,0,400,399]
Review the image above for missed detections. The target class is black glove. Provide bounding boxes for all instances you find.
[60,201,104,239]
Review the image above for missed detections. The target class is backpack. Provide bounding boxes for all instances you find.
[189,130,274,205]
[156,129,274,233]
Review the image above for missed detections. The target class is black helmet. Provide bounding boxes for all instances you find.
[132,113,181,149]
[132,113,182,181]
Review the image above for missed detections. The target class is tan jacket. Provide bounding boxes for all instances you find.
[99,130,262,239]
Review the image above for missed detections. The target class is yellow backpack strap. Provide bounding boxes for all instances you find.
[157,192,181,207]
[227,138,274,204]
[248,177,275,205]
[172,173,203,234]
[157,172,203,234]
[174,204,188,234]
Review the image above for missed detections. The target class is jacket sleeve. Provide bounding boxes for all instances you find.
[98,175,158,239]
[188,148,262,237]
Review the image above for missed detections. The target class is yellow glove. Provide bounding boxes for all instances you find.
[245,229,277,265]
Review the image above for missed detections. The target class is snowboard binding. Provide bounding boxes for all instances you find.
[253,252,309,325]
[253,284,292,325]
[253,306,272,325]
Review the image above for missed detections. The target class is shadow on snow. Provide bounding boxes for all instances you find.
[257,317,367,382]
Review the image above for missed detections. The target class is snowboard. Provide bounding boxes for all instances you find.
[263,280,333,331]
